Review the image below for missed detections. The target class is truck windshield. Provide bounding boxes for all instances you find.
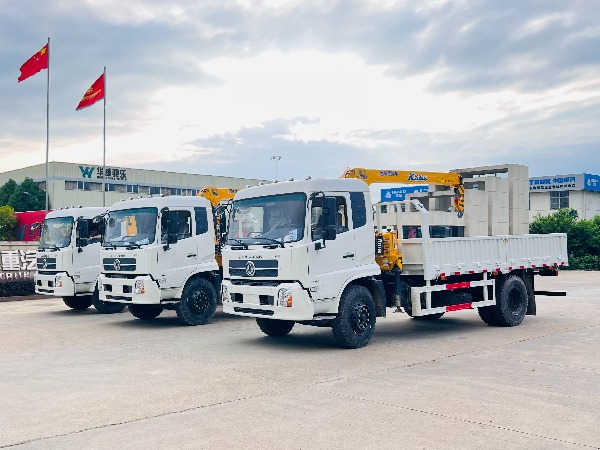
[227,193,306,245]
[40,217,74,249]
[104,207,158,247]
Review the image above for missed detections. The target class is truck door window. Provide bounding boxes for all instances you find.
[195,207,209,235]
[349,192,367,229]
[311,196,348,241]
[176,211,192,240]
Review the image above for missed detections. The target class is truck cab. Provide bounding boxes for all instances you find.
[221,179,384,346]
[34,207,124,313]
[97,196,221,325]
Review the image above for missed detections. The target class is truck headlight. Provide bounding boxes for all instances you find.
[134,280,145,294]
[55,275,63,288]
[98,279,103,291]
[277,288,292,307]
[221,285,229,302]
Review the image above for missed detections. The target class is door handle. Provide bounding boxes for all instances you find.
[187,253,197,258]
[343,253,354,259]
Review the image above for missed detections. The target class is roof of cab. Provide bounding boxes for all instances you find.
[45,207,108,219]
[234,178,369,201]
[107,195,212,212]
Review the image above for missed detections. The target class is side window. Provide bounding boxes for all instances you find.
[195,207,208,235]
[311,196,348,241]
[335,197,348,234]
[350,192,367,229]
[176,211,192,240]
[88,219,102,244]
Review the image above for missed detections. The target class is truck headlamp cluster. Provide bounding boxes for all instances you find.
[55,275,63,288]
[134,280,145,294]
[98,279,103,291]
[277,288,292,307]
[221,285,229,303]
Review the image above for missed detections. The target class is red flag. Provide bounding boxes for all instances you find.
[76,73,105,110]
[18,44,49,82]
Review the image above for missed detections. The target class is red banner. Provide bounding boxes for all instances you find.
[18,44,49,82]
[76,73,105,110]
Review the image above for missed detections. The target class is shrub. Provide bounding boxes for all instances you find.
[0,279,36,297]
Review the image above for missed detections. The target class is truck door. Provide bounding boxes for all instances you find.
[159,209,196,289]
[307,194,356,301]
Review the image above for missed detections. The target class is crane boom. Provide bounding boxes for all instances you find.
[197,187,240,209]
[341,167,464,217]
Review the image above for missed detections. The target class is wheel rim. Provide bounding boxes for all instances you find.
[507,288,523,316]
[190,289,209,314]
[350,302,371,334]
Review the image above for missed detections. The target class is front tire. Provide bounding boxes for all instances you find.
[91,290,126,314]
[63,296,92,310]
[256,318,295,337]
[478,275,528,326]
[176,278,217,325]
[331,285,376,349]
[128,304,163,320]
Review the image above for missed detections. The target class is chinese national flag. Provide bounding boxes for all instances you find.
[18,44,49,82]
[76,73,105,110]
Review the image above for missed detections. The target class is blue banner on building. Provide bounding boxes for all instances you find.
[584,174,600,192]
[381,186,428,202]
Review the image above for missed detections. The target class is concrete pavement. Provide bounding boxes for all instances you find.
[0,271,598,449]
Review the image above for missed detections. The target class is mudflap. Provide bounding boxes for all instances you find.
[369,278,386,318]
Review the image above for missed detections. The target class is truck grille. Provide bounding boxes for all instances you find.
[37,257,57,270]
[229,259,278,277]
[103,257,136,272]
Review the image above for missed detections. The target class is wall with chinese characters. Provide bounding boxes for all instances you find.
[0,242,37,282]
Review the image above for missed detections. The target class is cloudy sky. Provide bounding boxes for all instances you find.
[1,0,599,185]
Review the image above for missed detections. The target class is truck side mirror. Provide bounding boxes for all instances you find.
[76,219,89,250]
[322,197,337,242]
[167,211,179,244]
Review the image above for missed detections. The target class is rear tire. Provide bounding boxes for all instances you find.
[128,304,163,320]
[331,285,376,349]
[479,275,528,326]
[91,289,126,314]
[176,278,217,325]
[256,318,295,337]
[63,296,92,310]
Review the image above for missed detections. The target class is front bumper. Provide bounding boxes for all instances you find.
[35,272,75,297]
[221,280,314,321]
[98,275,162,305]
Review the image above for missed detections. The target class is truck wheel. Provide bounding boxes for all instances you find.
[256,318,295,337]
[128,304,163,320]
[331,285,376,349]
[176,278,217,325]
[63,296,92,310]
[479,275,528,327]
[91,290,126,314]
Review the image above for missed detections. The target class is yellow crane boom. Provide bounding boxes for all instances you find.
[341,167,465,271]
[196,187,240,208]
[341,167,464,216]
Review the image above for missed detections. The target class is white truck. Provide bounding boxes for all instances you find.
[34,207,125,313]
[97,195,221,325]
[220,178,568,348]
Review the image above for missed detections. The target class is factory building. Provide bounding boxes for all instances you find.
[0,161,267,209]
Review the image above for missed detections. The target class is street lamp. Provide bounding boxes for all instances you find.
[270,156,281,181]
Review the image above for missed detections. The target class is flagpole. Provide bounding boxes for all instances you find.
[45,37,50,214]
[102,66,106,207]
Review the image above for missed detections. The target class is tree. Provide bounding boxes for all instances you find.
[530,209,600,270]
[0,179,18,205]
[0,205,17,241]
[8,177,47,212]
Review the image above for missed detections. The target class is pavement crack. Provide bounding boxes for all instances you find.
[309,387,599,449]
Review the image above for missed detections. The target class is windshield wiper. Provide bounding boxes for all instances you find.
[228,238,248,249]
[251,237,285,248]
[103,243,117,250]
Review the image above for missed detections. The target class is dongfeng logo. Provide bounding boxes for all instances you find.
[113,259,121,271]
[42,258,48,269]
[245,261,256,277]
